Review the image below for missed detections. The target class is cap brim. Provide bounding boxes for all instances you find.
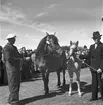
[7,36,16,39]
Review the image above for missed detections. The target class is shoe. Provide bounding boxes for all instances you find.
[89,98,98,101]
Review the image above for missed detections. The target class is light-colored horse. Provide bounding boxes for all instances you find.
[67,41,82,97]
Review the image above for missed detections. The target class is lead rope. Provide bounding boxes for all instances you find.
[76,57,97,72]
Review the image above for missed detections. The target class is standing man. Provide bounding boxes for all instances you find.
[85,31,103,101]
[3,34,22,105]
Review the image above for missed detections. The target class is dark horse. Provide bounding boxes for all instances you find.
[34,32,67,94]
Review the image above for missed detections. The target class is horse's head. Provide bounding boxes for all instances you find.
[69,41,79,57]
[46,32,58,46]
[45,32,63,56]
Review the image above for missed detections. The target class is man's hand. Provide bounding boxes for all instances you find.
[97,68,102,73]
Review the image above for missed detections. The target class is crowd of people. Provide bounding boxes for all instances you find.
[0,31,103,105]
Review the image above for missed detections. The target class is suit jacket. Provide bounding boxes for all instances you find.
[88,42,103,72]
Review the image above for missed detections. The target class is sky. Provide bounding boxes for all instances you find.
[0,0,103,50]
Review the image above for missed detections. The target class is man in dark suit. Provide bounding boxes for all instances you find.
[87,31,103,101]
[3,34,22,105]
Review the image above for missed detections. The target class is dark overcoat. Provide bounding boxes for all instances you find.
[88,41,103,99]
[88,42,103,72]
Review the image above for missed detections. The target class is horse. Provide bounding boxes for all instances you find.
[33,32,67,94]
[66,41,82,97]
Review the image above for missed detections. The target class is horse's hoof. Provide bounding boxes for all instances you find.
[78,93,82,97]
[45,92,49,95]
[68,92,72,96]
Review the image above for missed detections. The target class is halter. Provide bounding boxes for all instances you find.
[46,35,62,55]
[67,45,79,61]
[43,43,62,57]
[48,43,61,51]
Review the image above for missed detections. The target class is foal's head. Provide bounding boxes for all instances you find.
[69,41,79,56]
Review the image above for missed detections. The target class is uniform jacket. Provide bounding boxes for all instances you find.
[88,42,103,72]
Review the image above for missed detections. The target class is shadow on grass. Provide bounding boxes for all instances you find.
[57,81,92,97]
[19,81,92,105]
[81,83,91,95]
[58,81,91,94]
[19,92,58,105]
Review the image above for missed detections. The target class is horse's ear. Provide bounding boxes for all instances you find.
[70,41,72,45]
[54,32,56,35]
[76,41,79,46]
[46,32,49,36]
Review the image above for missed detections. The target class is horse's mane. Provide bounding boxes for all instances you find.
[50,35,59,44]
[36,36,47,55]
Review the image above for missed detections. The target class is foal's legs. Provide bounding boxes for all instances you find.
[68,70,73,96]
[75,71,82,97]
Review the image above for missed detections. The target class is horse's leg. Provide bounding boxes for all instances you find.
[42,72,46,92]
[75,70,82,97]
[56,70,61,87]
[68,70,73,96]
[62,68,66,86]
[42,70,49,95]
[45,70,49,94]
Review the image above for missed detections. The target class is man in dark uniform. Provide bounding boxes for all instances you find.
[3,34,22,105]
[80,31,103,101]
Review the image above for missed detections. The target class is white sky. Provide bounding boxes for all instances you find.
[0,0,103,50]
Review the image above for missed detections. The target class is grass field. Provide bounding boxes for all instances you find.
[0,67,103,105]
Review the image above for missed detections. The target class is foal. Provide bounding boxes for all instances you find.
[67,41,82,97]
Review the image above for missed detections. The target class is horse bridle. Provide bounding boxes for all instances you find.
[46,36,61,51]
[49,43,61,51]
[43,41,62,57]
[67,47,78,61]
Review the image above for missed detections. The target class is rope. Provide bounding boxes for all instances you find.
[66,54,97,72]
[77,57,97,72]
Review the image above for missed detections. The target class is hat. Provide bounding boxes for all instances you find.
[6,34,16,39]
[92,31,102,39]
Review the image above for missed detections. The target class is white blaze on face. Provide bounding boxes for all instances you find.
[69,45,76,56]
